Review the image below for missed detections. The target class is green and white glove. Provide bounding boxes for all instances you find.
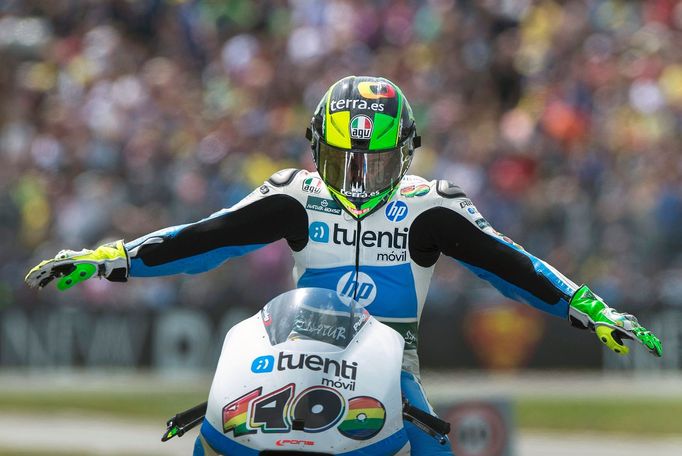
[569,285,662,357]
[25,240,129,291]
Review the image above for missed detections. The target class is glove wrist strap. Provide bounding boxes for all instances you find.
[101,240,129,282]
[568,285,606,329]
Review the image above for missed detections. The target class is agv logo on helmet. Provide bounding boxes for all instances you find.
[350,115,373,140]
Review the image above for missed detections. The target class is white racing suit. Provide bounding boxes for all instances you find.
[126,169,579,454]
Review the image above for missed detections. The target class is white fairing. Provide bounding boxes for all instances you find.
[204,311,406,454]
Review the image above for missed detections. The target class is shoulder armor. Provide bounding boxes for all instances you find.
[436,180,466,199]
[267,168,300,187]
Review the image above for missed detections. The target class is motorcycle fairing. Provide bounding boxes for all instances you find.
[202,306,406,454]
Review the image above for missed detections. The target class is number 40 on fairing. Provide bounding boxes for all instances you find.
[222,383,387,441]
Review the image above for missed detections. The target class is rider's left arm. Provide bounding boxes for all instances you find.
[410,186,661,357]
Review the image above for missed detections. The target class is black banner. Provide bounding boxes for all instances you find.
[0,302,614,370]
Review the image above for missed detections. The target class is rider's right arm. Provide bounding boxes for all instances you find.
[126,170,309,277]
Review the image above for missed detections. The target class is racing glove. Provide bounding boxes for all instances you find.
[568,285,662,357]
[25,240,128,290]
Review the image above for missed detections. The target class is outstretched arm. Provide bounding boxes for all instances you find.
[127,191,307,276]
[25,169,309,289]
[410,181,661,357]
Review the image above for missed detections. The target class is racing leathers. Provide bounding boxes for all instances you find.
[126,168,578,374]
[127,168,581,454]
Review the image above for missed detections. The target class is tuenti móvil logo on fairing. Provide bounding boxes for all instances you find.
[277,352,357,380]
[251,355,275,373]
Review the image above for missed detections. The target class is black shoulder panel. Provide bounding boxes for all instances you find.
[268,169,300,187]
[436,180,466,199]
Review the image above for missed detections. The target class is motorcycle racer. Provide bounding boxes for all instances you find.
[26,76,662,455]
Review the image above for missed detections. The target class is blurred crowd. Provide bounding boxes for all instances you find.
[1,0,682,315]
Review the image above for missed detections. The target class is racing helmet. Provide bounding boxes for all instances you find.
[306,76,421,219]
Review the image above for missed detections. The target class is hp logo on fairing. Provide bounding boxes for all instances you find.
[309,221,329,243]
[336,271,377,307]
[385,201,408,222]
[251,355,275,373]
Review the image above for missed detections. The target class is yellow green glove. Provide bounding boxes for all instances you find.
[25,240,129,290]
[569,285,662,357]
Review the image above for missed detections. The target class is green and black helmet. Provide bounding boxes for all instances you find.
[306,76,421,219]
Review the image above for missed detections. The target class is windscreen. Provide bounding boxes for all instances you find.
[261,288,370,350]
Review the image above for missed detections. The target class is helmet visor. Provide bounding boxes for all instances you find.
[317,141,410,201]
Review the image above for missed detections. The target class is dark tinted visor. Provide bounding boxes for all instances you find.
[317,142,410,199]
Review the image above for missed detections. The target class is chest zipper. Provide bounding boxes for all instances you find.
[353,219,361,300]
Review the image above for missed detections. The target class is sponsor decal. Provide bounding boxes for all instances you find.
[329,98,386,113]
[350,115,373,140]
[467,207,477,215]
[259,185,269,194]
[338,396,387,440]
[400,184,430,197]
[321,377,356,391]
[376,250,407,262]
[277,352,358,380]
[349,206,371,216]
[341,188,380,199]
[261,306,272,327]
[276,439,315,447]
[475,218,490,229]
[251,355,275,373]
[383,321,419,350]
[357,81,396,100]
[312,222,410,262]
[403,330,418,347]
[309,221,330,243]
[495,231,525,250]
[459,199,474,208]
[336,271,377,307]
[302,177,323,194]
[353,311,369,333]
[385,200,408,222]
[311,222,409,249]
[306,196,342,215]
[293,318,348,342]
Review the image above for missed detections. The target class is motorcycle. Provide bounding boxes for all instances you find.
[162,287,450,455]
